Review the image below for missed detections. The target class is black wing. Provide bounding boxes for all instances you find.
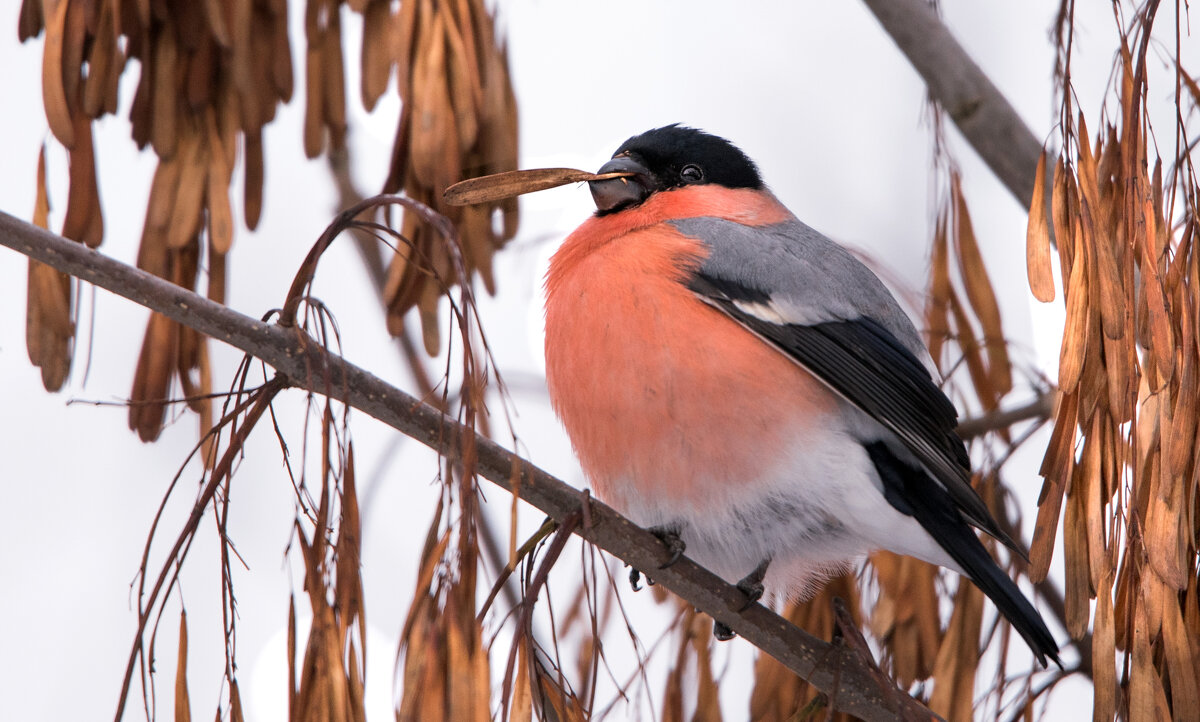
[688,271,1023,556]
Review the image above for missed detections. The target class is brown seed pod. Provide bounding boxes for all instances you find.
[444,168,635,206]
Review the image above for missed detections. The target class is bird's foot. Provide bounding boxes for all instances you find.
[712,559,771,641]
[628,567,656,591]
[735,558,771,611]
[647,524,686,569]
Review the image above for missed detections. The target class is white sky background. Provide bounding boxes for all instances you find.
[1,1,1188,719]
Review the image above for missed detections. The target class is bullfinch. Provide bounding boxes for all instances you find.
[543,124,1060,665]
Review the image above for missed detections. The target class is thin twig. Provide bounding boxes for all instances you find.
[956,391,1057,440]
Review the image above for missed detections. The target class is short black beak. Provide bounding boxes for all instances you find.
[589,156,653,213]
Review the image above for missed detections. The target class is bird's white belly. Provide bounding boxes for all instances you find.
[606,410,862,596]
[608,407,960,598]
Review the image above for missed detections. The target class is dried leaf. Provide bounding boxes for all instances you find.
[176,610,191,722]
[1076,114,1126,340]
[1031,391,1076,581]
[1129,598,1170,721]
[243,130,264,230]
[129,312,178,441]
[927,209,952,365]
[288,595,297,717]
[1063,461,1091,638]
[360,0,393,109]
[82,3,118,117]
[230,680,245,722]
[1167,291,1197,479]
[168,128,208,249]
[951,176,1011,399]
[1101,325,1133,423]
[17,0,43,42]
[1092,572,1116,722]
[27,258,74,390]
[1144,454,1188,590]
[334,444,364,647]
[393,0,419,98]
[418,273,442,355]
[1079,415,1108,595]
[1138,192,1174,383]
[303,5,326,158]
[446,617,473,722]
[443,6,480,151]
[205,116,234,253]
[320,5,347,151]
[948,287,996,410]
[151,26,180,158]
[1059,224,1090,394]
[60,1,86,114]
[41,0,75,148]
[145,157,183,251]
[61,111,103,247]
[26,143,75,391]
[459,204,496,293]
[1161,590,1200,717]
[509,636,532,722]
[471,624,491,722]
[929,580,983,722]
[1051,159,1076,272]
[409,11,458,192]
[270,4,294,101]
[1026,150,1055,301]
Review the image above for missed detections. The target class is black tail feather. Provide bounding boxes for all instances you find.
[867,442,1061,667]
[935,513,1061,667]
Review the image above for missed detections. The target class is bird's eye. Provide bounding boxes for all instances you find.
[680,164,704,183]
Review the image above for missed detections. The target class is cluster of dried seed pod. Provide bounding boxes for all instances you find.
[396,491,491,722]
[868,553,942,688]
[374,0,520,353]
[26,146,76,391]
[125,0,292,447]
[20,1,106,391]
[289,440,369,722]
[23,0,518,446]
[20,0,294,452]
[927,172,1015,417]
[919,178,1025,715]
[1029,99,1200,718]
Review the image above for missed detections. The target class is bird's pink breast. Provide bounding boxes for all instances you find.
[544,193,840,515]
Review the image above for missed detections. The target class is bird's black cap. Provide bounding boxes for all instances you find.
[612,124,763,191]
[589,125,764,214]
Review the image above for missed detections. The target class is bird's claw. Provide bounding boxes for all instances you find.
[648,525,686,569]
[736,558,770,611]
[713,621,735,641]
[736,577,765,612]
[713,559,771,641]
[628,567,657,591]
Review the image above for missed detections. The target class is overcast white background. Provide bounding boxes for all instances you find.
[1,2,1184,719]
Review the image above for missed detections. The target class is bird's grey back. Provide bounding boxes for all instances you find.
[669,216,930,366]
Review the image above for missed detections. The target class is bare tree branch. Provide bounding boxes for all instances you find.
[956,392,1056,440]
[0,210,941,722]
[862,0,1044,206]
